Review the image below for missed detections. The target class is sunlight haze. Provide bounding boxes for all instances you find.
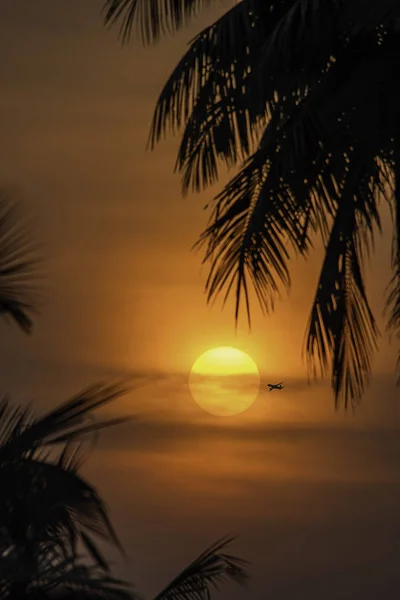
[0,1,398,598]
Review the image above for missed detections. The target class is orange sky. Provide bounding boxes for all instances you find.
[0,2,399,598]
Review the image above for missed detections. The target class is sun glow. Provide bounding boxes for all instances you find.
[189,347,260,417]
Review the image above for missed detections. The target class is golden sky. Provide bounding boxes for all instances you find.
[0,1,399,598]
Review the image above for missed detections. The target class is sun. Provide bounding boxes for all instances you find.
[189,347,260,417]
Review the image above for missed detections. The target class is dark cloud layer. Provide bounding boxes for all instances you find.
[86,429,400,600]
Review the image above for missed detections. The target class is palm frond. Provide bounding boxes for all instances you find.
[0,382,131,460]
[386,271,400,384]
[0,544,136,600]
[195,149,294,326]
[177,92,259,195]
[174,18,343,195]
[385,160,400,384]
[44,577,136,600]
[57,440,86,472]
[0,455,125,563]
[148,0,269,149]
[193,91,343,325]
[257,0,342,73]
[149,0,343,189]
[0,191,42,335]
[0,385,131,567]
[80,532,110,572]
[0,397,33,449]
[103,0,217,45]
[304,156,381,408]
[153,536,248,600]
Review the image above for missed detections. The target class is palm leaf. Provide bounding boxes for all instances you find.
[385,161,400,384]
[0,544,137,599]
[80,532,110,572]
[103,0,218,45]
[148,0,266,146]
[194,140,295,325]
[0,382,131,460]
[0,384,132,570]
[193,95,340,325]
[0,191,42,335]
[148,0,301,158]
[257,0,342,73]
[304,154,381,408]
[0,456,125,564]
[153,536,248,600]
[177,95,255,195]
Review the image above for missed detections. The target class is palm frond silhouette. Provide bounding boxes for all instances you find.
[103,0,220,45]
[0,191,41,334]
[0,382,131,460]
[0,177,249,597]
[103,0,400,408]
[0,541,137,599]
[153,536,248,600]
[0,527,247,600]
[0,384,248,600]
[0,383,132,597]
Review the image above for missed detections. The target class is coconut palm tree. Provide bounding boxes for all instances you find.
[102,0,400,409]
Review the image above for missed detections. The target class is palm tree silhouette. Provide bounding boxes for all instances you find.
[0,383,132,597]
[103,0,400,408]
[0,384,249,599]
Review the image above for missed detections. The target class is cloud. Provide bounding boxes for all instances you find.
[0,351,396,428]
[86,423,400,600]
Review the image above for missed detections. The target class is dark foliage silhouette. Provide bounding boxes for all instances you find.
[0,191,41,334]
[103,0,400,408]
[0,383,131,598]
[0,190,249,599]
[153,536,248,600]
[0,382,248,599]
[1,535,247,599]
[0,539,135,600]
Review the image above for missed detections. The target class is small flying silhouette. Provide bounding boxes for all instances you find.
[267,382,284,391]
